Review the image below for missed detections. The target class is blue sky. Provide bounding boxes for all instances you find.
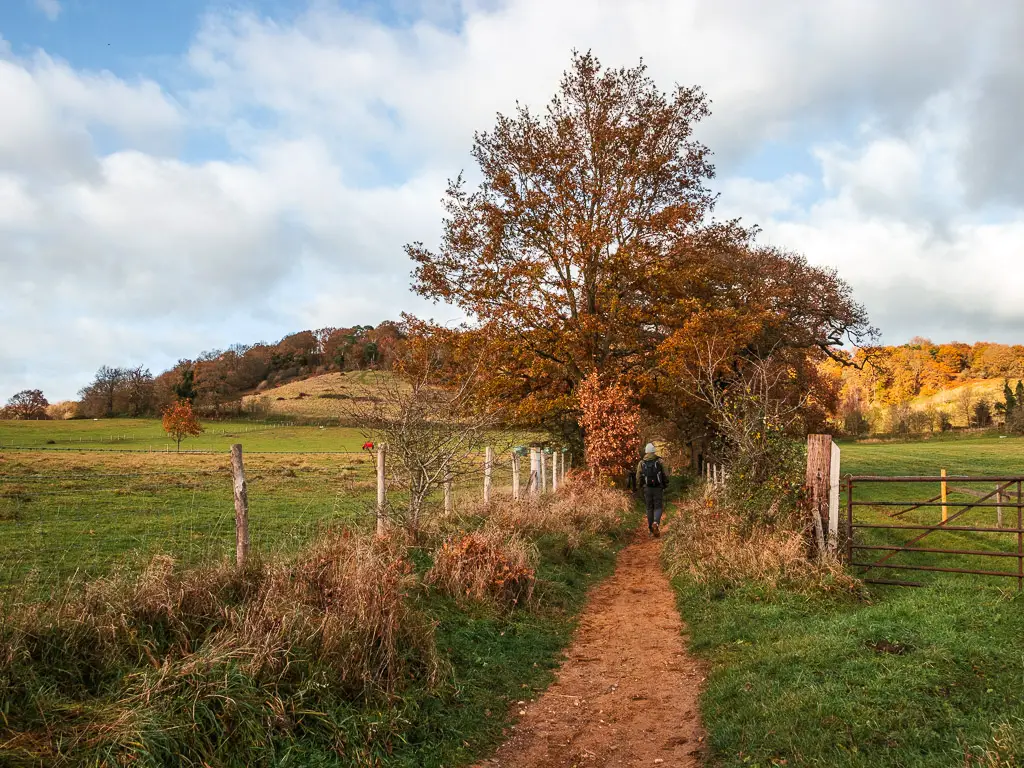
[1,0,1023,400]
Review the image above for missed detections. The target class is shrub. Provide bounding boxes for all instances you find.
[428,528,537,610]
[45,401,78,420]
[713,429,807,531]
[577,372,641,479]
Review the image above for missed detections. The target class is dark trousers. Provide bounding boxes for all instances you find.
[644,486,664,529]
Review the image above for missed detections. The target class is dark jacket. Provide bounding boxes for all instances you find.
[636,453,668,489]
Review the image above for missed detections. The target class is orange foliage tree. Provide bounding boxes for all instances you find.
[162,399,203,452]
[407,51,873,451]
[577,372,641,479]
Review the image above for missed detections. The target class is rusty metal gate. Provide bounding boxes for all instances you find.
[846,475,1024,588]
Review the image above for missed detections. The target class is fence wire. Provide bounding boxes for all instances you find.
[0,446,555,595]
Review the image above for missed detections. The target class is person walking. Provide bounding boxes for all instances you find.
[637,442,668,537]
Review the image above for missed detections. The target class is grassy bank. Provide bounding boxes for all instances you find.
[0,482,633,766]
[668,435,1024,767]
[675,578,1024,767]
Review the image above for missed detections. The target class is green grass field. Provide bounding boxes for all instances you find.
[0,419,529,591]
[0,417,370,452]
[678,434,1024,767]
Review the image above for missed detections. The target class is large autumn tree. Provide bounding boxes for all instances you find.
[408,51,873,447]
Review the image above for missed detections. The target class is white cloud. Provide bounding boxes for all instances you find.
[2,0,1024,400]
[34,0,61,22]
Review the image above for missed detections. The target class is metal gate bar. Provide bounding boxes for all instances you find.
[846,475,1024,588]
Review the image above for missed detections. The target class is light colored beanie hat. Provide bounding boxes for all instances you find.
[645,442,656,454]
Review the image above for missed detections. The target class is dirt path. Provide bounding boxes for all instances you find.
[479,530,706,767]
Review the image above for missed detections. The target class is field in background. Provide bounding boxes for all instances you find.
[241,369,402,419]
[910,378,1005,413]
[0,417,369,451]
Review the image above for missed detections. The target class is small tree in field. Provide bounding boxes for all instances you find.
[162,400,203,452]
[577,372,641,481]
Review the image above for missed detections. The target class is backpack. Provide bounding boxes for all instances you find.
[640,458,665,488]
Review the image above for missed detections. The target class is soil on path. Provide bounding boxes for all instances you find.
[479,529,706,767]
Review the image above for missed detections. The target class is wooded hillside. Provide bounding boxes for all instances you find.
[826,339,1024,434]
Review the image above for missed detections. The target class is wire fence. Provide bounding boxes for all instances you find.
[0,444,570,595]
[0,463,377,593]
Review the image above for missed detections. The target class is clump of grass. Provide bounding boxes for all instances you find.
[467,473,631,550]
[663,489,861,596]
[0,530,439,764]
[963,720,1024,767]
[428,528,537,610]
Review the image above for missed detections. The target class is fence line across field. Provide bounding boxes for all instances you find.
[0,441,572,590]
[371,444,570,533]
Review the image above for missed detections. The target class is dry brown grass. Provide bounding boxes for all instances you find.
[663,489,861,595]
[428,527,537,609]
[454,472,632,550]
[0,529,440,762]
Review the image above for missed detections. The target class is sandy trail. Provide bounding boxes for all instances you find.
[479,530,706,767]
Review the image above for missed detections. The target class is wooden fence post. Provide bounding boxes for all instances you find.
[997,485,1003,528]
[444,468,453,515]
[806,434,833,555]
[230,444,249,568]
[376,446,387,535]
[512,453,521,500]
[484,446,493,504]
[552,448,559,492]
[829,441,841,552]
[530,447,540,497]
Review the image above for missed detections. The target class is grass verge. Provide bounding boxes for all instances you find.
[667,485,1024,768]
[675,579,1024,767]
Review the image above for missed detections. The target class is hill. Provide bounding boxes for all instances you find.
[826,339,1024,434]
[243,371,402,420]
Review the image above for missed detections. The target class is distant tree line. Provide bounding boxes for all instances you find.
[1,322,407,421]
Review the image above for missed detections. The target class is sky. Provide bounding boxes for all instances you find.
[1,0,1023,401]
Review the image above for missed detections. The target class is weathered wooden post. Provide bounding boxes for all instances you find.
[484,446,493,504]
[552,448,559,492]
[444,468,453,515]
[230,444,249,568]
[540,450,547,493]
[512,452,521,500]
[997,485,1003,528]
[806,434,834,555]
[376,446,387,535]
[530,447,540,497]
[829,441,841,551]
